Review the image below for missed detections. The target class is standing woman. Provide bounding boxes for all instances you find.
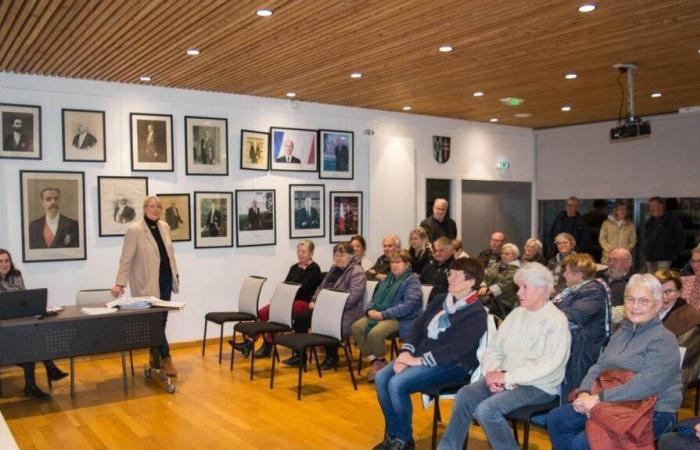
[0,249,68,399]
[111,196,180,376]
[407,227,434,275]
[599,200,637,264]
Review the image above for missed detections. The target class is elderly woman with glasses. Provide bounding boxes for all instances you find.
[547,274,682,450]
[548,232,577,293]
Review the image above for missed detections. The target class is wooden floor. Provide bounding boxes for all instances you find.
[1,340,698,450]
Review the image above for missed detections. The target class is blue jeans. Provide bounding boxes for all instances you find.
[375,361,469,442]
[438,379,555,450]
[547,403,677,450]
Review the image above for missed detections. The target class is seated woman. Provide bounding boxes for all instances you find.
[351,234,373,271]
[478,242,521,318]
[351,249,422,382]
[232,240,322,358]
[552,253,611,400]
[547,274,682,449]
[522,237,546,264]
[654,269,700,385]
[438,262,570,450]
[373,258,487,450]
[547,232,577,292]
[680,243,700,310]
[407,227,433,275]
[285,241,366,369]
[0,249,68,399]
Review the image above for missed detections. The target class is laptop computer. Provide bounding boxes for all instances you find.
[0,288,48,319]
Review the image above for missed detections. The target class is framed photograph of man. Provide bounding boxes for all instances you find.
[289,184,325,239]
[240,129,269,171]
[156,193,191,242]
[235,189,276,247]
[319,130,354,179]
[185,116,228,175]
[1,103,41,160]
[20,170,86,262]
[329,191,362,243]
[130,113,173,172]
[97,176,148,237]
[194,191,233,249]
[269,126,317,172]
[62,109,106,162]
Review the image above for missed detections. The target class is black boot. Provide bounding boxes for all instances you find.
[253,341,272,359]
[229,339,251,357]
[319,348,338,370]
[282,351,302,367]
[24,382,50,400]
[44,361,69,381]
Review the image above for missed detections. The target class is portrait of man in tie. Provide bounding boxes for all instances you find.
[165,200,183,230]
[275,139,301,164]
[295,196,320,229]
[113,197,136,224]
[28,187,80,249]
[205,199,223,237]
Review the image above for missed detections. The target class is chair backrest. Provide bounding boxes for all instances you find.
[310,288,350,340]
[363,279,379,309]
[76,289,114,306]
[421,284,433,311]
[238,276,267,316]
[268,282,301,327]
[470,312,498,383]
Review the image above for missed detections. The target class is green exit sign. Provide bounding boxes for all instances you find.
[497,161,511,169]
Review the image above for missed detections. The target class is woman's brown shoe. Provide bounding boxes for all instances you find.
[162,357,178,377]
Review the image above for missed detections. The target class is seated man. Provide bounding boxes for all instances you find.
[477,231,505,269]
[595,247,635,306]
[367,234,401,281]
[420,237,455,304]
[478,243,521,318]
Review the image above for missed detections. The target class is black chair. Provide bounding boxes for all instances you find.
[202,275,266,363]
[230,282,300,379]
[270,288,357,400]
[423,380,471,450]
[505,396,560,450]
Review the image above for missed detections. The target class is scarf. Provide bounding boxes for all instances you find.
[366,269,412,333]
[426,291,479,340]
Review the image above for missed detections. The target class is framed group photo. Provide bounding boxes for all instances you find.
[329,191,362,243]
[319,130,354,179]
[62,109,106,162]
[289,184,325,239]
[1,103,41,160]
[194,191,233,249]
[130,113,174,171]
[185,116,228,175]
[269,126,317,172]
[240,129,269,171]
[235,189,276,247]
[97,176,148,237]
[157,193,191,242]
[20,170,86,262]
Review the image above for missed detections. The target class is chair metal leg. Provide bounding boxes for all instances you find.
[357,349,363,375]
[312,347,322,378]
[202,320,208,356]
[218,324,224,364]
[121,351,128,393]
[249,334,256,380]
[512,420,519,445]
[70,357,75,397]
[270,345,278,389]
[342,341,358,390]
[297,348,305,400]
[523,420,530,450]
[695,382,699,416]
[230,337,236,371]
[431,398,440,450]
[129,350,135,377]
[47,371,52,390]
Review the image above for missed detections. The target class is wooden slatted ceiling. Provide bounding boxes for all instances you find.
[1,0,700,129]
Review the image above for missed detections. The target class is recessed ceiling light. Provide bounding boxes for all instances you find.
[651,92,662,98]
[578,3,597,13]
[473,91,484,97]
[350,72,363,79]
[139,75,152,82]
[564,73,578,80]
[489,118,499,123]
[514,113,531,118]
[438,45,453,53]
[186,48,200,56]
[561,105,572,112]
[286,92,296,98]
[256,9,272,16]
[402,106,412,111]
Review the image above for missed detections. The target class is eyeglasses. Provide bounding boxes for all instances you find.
[690,259,700,265]
[663,289,679,295]
[624,297,654,307]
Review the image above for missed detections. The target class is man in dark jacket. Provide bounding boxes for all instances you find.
[420,198,457,242]
[420,237,455,303]
[548,196,591,258]
[643,197,685,273]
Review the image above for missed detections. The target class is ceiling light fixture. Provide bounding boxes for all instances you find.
[514,113,531,118]
[256,9,273,17]
[565,73,578,80]
[438,45,453,53]
[489,118,499,123]
[186,48,200,56]
[651,92,662,98]
[473,91,484,97]
[561,105,572,112]
[286,92,296,98]
[350,72,363,79]
[578,3,597,13]
[139,75,152,82]
[402,106,412,111]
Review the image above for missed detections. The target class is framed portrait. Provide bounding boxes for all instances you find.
[194,191,233,249]
[156,193,191,242]
[319,130,354,179]
[289,184,325,239]
[185,116,228,175]
[20,170,86,262]
[269,126,317,172]
[62,109,106,162]
[329,191,363,243]
[1,103,41,160]
[97,176,148,237]
[130,113,174,172]
[235,189,276,247]
[240,129,269,171]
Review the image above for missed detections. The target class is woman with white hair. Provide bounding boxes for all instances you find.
[548,232,577,292]
[439,263,570,449]
[479,243,521,318]
[522,238,546,265]
[548,274,682,449]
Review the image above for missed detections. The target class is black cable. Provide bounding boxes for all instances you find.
[616,70,625,124]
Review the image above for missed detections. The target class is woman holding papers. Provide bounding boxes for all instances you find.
[111,196,180,376]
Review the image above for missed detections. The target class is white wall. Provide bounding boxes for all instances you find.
[535,112,700,200]
[0,73,534,343]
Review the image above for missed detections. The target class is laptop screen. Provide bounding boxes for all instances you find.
[0,288,48,319]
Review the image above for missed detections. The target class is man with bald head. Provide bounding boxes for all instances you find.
[367,234,401,281]
[420,198,457,242]
[478,231,505,269]
[595,247,635,306]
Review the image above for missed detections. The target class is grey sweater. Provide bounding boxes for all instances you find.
[579,316,682,412]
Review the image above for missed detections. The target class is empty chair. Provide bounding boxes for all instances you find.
[421,284,433,311]
[362,279,379,309]
[202,275,266,363]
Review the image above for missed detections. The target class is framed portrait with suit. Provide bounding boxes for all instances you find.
[269,126,317,173]
[185,116,228,175]
[97,176,148,237]
[289,184,325,239]
[319,130,354,180]
[1,103,41,160]
[62,109,106,162]
[20,170,86,262]
[235,189,276,247]
[130,113,174,172]
[156,193,191,242]
[329,191,363,243]
[194,191,233,249]
[240,129,269,171]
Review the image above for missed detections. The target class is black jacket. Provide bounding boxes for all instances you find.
[549,212,591,255]
[643,212,685,262]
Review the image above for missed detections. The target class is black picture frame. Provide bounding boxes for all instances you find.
[1,103,42,160]
[185,116,229,176]
[194,191,234,249]
[319,129,354,180]
[240,129,270,171]
[329,191,363,243]
[97,176,149,237]
[269,126,318,172]
[289,184,325,239]
[156,193,192,242]
[129,112,174,172]
[62,108,106,162]
[235,189,276,247]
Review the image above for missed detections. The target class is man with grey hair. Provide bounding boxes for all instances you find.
[420,237,456,304]
[367,234,401,280]
[420,198,457,242]
[596,247,635,306]
[478,231,506,269]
